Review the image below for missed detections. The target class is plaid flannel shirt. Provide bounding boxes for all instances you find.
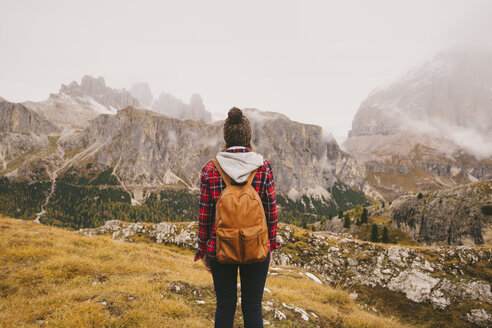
[194,147,279,262]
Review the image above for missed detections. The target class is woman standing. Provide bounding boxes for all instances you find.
[194,107,279,328]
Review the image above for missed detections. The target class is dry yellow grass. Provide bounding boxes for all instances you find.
[0,215,416,327]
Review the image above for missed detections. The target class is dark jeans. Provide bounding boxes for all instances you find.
[209,252,270,328]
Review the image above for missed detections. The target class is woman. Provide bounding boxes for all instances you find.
[194,107,279,328]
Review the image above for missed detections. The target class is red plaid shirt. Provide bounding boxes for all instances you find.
[194,147,279,262]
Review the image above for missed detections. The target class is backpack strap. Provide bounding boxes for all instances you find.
[213,157,231,186]
[246,169,257,185]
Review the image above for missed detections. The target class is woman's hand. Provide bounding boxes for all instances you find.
[202,254,211,273]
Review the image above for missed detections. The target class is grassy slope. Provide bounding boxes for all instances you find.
[0,215,414,328]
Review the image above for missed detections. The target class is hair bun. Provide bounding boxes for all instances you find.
[227,107,243,124]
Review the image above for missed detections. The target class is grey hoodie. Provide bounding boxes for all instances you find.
[215,146,264,183]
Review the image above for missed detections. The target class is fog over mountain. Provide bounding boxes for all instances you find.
[346,48,492,159]
[151,92,211,122]
[128,81,212,122]
[343,48,492,200]
[129,82,153,109]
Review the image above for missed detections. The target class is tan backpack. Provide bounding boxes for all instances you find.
[213,157,269,264]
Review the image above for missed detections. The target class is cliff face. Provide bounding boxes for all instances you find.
[54,106,373,204]
[245,109,371,198]
[0,99,62,179]
[371,180,492,246]
[343,49,492,201]
[0,99,61,135]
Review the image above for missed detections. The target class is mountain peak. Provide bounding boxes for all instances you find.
[151,91,212,122]
[55,75,139,111]
[348,47,492,140]
[129,82,153,108]
[80,75,107,93]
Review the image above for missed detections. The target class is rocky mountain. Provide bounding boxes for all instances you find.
[245,108,372,198]
[348,49,492,137]
[152,92,212,122]
[53,106,373,204]
[0,94,374,230]
[80,219,492,328]
[23,75,140,134]
[20,76,213,135]
[60,75,139,110]
[343,48,492,201]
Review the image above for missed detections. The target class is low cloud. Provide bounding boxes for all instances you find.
[243,109,278,129]
[395,108,492,159]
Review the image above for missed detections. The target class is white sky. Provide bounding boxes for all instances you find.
[1,0,491,145]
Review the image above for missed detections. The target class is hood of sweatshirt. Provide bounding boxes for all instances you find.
[215,147,264,183]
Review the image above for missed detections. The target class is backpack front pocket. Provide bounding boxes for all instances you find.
[240,227,268,264]
[216,228,241,263]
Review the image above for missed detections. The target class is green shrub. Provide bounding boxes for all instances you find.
[361,207,368,224]
[481,205,492,216]
[382,226,389,243]
[344,214,351,229]
[371,224,379,242]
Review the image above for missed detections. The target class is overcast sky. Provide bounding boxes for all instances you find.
[1,0,491,145]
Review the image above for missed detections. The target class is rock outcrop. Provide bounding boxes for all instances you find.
[374,179,492,246]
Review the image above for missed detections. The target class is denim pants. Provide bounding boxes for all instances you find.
[209,252,270,328]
